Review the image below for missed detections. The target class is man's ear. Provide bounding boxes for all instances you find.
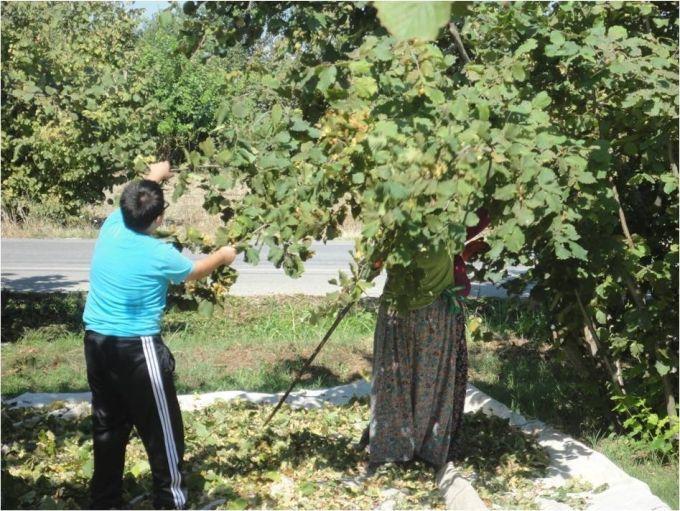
[146,215,163,233]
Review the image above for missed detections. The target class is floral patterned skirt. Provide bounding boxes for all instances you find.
[369,293,468,468]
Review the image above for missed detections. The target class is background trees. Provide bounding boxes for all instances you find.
[1,2,152,216]
[1,2,247,217]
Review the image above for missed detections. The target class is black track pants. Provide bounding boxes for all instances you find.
[84,331,187,509]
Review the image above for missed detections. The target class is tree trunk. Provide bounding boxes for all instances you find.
[575,291,626,395]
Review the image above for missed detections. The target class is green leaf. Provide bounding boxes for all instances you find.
[268,246,285,266]
[386,181,409,200]
[199,138,216,157]
[173,178,187,201]
[226,498,249,510]
[477,103,489,122]
[215,150,232,165]
[375,2,452,40]
[555,243,570,260]
[531,91,552,109]
[215,227,231,246]
[317,65,337,92]
[262,75,280,88]
[232,102,248,119]
[568,242,588,261]
[270,104,283,127]
[244,246,260,265]
[515,207,535,226]
[608,25,628,40]
[130,460,150,477]
[354,76,378,98]
[515,38,538,56]
[655,360,671,376]
[374,120,399,138]
[81,458,94,478]
[510,101,532,114]
[505,225,525,252]
[290,117,312,132]
[210,173,232,189]
[299,481,317,496]
[464,211,480,227]
[349,60,372,75]
[549,31,565,46]
[362,222,379,237]
[511,63,526,81]
[630,342,644,359]
[424,86,445,104]
[216,103,230,124]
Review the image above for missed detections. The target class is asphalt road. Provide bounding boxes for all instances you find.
[1,238,526,297]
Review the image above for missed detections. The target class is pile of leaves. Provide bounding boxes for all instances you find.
[2,398,596,510]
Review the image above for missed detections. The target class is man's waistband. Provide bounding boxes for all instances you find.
[85,330,162,342]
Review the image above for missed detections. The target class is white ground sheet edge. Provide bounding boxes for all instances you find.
[3,380,669,511]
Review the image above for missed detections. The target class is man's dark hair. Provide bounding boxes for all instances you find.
[120,180,165,232]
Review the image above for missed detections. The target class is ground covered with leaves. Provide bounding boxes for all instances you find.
[1,396,601,510]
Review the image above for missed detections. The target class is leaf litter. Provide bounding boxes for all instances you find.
[2,398,591,509]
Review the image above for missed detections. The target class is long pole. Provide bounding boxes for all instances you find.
[263,302,354,426]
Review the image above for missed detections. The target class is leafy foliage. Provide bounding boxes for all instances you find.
[1,3,250,218]
[133,11,249,162]
[1,2,154,216]
[173,1,678,451]
[460,1,679,452]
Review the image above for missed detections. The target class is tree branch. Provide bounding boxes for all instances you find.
[610,177,647,310]
[610,178,634,249]
[448,21,471,64]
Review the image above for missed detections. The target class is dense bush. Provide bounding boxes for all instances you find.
[1,2,154,216]
[0,3,249,217]
[132,12,247,162]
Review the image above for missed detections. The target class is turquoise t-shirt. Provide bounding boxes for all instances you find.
[83,209,195,337]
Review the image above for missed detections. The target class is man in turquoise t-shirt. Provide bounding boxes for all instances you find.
[82,161,236,510]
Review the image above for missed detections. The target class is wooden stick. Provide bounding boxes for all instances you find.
[263,302,354,426]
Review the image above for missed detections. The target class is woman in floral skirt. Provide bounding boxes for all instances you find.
[368,209,489,469]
